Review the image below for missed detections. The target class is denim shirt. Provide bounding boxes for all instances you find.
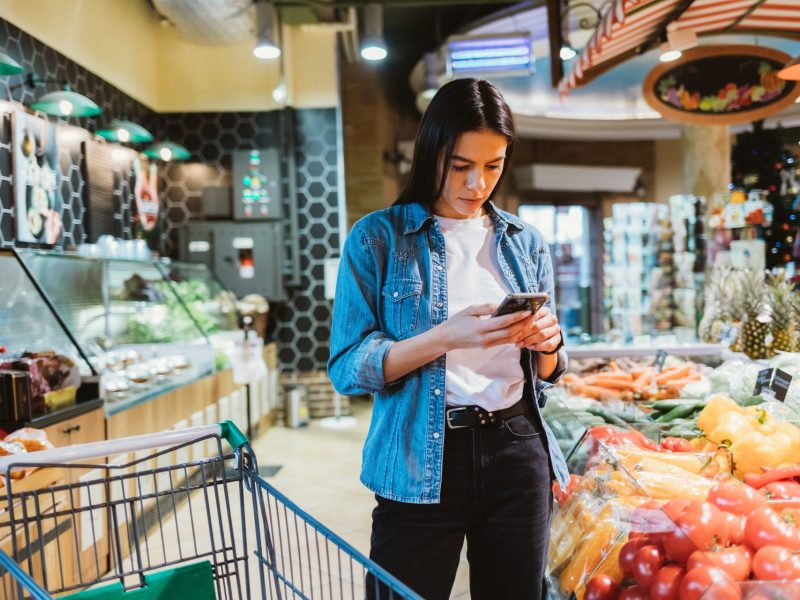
[328,201,570,504]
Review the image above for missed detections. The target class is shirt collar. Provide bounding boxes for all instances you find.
[403,200,524,235]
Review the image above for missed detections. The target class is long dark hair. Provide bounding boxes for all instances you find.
[395,78,516,206]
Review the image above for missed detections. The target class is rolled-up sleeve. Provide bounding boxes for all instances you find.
[536,245,568,390]
[327,223,397,395]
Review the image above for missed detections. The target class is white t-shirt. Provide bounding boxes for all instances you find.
[438,214,524,411]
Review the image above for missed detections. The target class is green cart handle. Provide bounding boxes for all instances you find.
[218,420,250,449]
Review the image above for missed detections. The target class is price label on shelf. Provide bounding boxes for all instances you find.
[653,349,668,373]
[772,369,793,402]
[754,369,774,397]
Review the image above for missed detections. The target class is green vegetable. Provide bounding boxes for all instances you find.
[586,406,630,428]
[654,402,703,423]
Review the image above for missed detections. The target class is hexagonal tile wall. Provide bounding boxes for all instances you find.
[0,17,343,374]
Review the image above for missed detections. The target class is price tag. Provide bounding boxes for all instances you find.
[653,350,668,373]
[753,368,793,402]
[772,369,793,402]
[754,368,774,397]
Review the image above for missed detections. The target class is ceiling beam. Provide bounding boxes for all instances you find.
[546,0,564,88]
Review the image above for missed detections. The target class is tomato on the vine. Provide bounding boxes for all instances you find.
[663,501,729,563]
[619,538,650,577]
[686,545,752,581]
[584,574,620,600]
[745,506,800,551]
[708,482,768,516]
[679,566,741,600]
[760,480,800,501]
[725,513,746,546]
[752,545,800,581]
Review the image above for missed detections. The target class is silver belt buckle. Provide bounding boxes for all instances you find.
[446,406,469,430]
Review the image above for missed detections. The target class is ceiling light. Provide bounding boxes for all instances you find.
[659,43,682,63]
[96,119,154,144]
[559,44,577,61]
[253,1,281,60]
[447,33,534,78]
[272,80,288,105]
[779,55,800,81]
[144,141,191,162]
[360,3,387,62]
[32,86,102,118]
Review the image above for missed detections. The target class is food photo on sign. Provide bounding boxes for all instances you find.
[12,109,62,245]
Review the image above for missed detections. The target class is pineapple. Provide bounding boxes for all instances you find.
[767,270,797,353]
[700,266,737,343]
[740,269,771,359]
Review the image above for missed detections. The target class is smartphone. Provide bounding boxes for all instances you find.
[492,293,549,317]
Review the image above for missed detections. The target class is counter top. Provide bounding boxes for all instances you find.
[24,397,105,429]
[103,367,214,417]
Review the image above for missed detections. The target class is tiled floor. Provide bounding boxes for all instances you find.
[249,397,472,599]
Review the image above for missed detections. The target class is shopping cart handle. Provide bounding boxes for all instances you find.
[218,420,249,449]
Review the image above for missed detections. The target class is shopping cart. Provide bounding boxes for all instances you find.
[0,421,420,600]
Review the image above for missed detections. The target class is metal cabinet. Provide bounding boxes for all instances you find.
[180,221,286,301]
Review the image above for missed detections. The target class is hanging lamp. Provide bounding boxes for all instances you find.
[96,119,154,144]
[144,141,191,162]
[32,83,102,118]
[0,52,23,76]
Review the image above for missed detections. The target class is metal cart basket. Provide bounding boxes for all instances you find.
[0,421,420,600]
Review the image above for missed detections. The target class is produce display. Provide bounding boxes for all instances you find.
[546,349,800,600]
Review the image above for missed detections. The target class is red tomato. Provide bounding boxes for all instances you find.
[745,506,800,551]
[660,437,692,452]
[632,544,665,589]
[649,564,684,600]
[584,574,620,600]
[663,527,697,564]
[760,480,800,501]
[662,498,691,523]
[686,546,753,582]
[708,482,768,516]
[751,545,800,581]
[725,513,746,546]
[619,538,650,577]
[679,567,741,600]
[617,585,647,600]
[552,474,581,506]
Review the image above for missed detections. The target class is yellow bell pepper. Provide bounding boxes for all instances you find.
[559,520,619,597]
[708,411,755,445]
[730,430,794,476]
[697,395,743,434]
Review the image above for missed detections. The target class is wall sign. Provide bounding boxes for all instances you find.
[643,45,800,126]
[13,110,62,244]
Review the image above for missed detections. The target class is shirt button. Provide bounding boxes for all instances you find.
[436,302,443,308]
[392,291,399,298]
[434,388,441,396]
[436,265,443,271]
[432,432,440,439]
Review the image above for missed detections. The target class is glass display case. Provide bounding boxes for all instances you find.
[0,248,100,425]
[20,250,215,409]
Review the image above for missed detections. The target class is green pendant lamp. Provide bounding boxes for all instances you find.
[144,141,191,162]
[32,83,102,118]
[96,119,154,144]
[0,52,23,76]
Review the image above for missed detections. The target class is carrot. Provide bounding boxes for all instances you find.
[592,372,634,381]
[584,377,636,391]
[744,465,800,489]
[643,389,674,400]
[609,361,619,373]
[631,369,653,394]
[656,365,693,385]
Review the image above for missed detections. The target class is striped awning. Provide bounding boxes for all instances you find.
[559,0,800,94]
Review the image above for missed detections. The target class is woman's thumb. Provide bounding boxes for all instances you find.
[466,303,495,316]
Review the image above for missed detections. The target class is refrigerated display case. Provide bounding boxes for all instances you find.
[19,250,215,411]
[0,248,102,426]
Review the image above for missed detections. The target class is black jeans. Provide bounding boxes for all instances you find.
[367,409,554,600]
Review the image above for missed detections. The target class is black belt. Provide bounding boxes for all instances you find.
[445,399,529,430]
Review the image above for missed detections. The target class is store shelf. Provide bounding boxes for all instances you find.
[566,342,723,359]
[25,397,105,429]
[103,366,213,417]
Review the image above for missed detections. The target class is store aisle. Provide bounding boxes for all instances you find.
[249,397,472,599]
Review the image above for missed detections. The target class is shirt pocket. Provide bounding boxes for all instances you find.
[381,278,423,339]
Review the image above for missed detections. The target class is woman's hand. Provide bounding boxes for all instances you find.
[515,306,562,352]
[440,303,532,352]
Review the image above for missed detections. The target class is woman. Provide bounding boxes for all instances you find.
[328,78,569,600]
